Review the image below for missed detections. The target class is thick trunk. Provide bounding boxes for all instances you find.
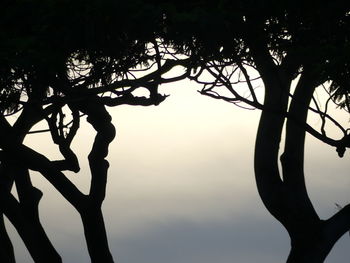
[281,70,319,224]
[287,245,330,263]
[252,55,336,261]
[78,99,115,262]
[287,234,334,263]
[0,215,15,263]
[254,64,350,262]
[21,215,62,263]
[254,66,291,224]
[80,206,114,263]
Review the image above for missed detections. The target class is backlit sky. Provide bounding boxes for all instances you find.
[6,78,350,262]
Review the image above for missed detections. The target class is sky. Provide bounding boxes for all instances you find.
[5,79,350,263]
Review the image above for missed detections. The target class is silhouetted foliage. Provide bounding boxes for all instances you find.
[158,1,350,262]
[0,1,186,262]
[1,0,350,262]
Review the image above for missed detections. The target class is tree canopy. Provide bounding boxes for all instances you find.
[1,1,350,262]
[161,0,350,149]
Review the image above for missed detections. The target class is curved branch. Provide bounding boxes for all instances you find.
[281,69,320,226]
[78,99,116,205]
[42,58,190,106]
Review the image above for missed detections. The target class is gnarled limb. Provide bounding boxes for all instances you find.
[0,102,63,262]
[77,98,115,262]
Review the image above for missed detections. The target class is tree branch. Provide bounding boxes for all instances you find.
[280,68,320,226]
[78,98,116,205]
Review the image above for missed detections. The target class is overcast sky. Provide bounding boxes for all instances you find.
[6,79,350,263]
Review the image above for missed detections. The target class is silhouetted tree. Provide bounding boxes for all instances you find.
[158,1,350,261]
[2,0,350,262]
[0,1,188,262]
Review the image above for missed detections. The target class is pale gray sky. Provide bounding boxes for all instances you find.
[6,79,350,262]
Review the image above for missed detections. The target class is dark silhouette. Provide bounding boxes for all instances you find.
[1,0,350,262]
[158,1,350,262]
[0,1,188,262]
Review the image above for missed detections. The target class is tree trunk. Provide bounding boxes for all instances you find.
[78,99,115,262]
[0,215,15,263]
[287,246,330,263]
[80,206,114,263]
[287,235,334,263]
[2,191,62,263]
[253,63,350,262]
